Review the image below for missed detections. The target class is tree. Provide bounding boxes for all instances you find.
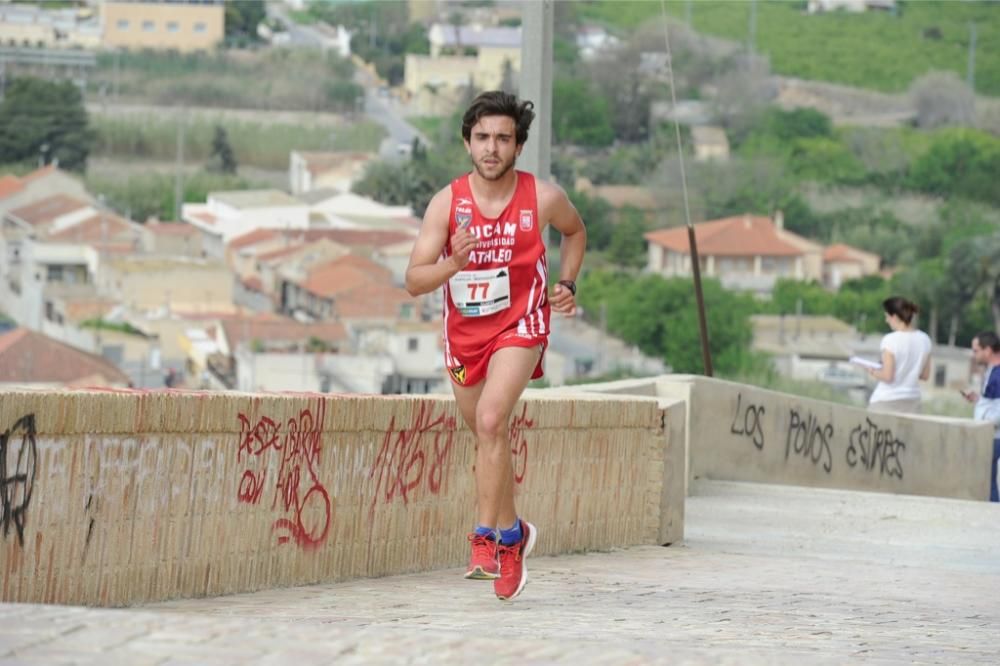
[0,77,94,171]
[576,271,760,376]
[564,189,613,250]
[907,128,1000,204]
[552,78,614,147]
[207,125,237,174]
[225,0,266,41]
[606,207,649,268]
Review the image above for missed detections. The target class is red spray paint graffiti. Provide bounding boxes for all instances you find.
[369,403,457,516]
[237,401,331,550]
[508,404,534,485]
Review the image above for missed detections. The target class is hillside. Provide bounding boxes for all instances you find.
[574,0,1000,96]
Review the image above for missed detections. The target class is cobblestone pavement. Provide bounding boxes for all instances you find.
[1,481,997,665]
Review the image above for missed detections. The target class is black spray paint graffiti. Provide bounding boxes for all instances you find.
[785,409,834,473]
[846,418,905,479]
[730,393,766,450]
[1,413,38,546]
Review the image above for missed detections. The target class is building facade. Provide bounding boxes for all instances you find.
[101,0,224,52]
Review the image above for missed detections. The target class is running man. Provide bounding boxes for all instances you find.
[405,90,587,601]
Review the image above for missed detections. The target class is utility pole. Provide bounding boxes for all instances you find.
[174,109,185,222]
[967,22,977,92]
[114,49,120,102]
[519,0,553,183]
[748,0,758,55]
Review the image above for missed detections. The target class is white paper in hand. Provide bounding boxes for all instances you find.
[849,356,882,371]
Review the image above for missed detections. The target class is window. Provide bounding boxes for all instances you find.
[407,337,419,352]
[142,20,155,32]
[116,19,129,30]
[194,22,207,33]
[47,265,63,282]
[167,21,179,33]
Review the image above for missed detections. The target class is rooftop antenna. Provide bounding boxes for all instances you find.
[659,1,713,376]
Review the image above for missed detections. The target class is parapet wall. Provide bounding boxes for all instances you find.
[0,390,681,607]
[569,375,997,501]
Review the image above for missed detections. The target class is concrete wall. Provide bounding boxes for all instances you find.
[0,390,681,606]
[570,375,996,502]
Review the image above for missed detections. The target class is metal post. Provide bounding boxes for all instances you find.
[967,22,977,92]
[174,109,185,222]
[519,0,553,182]
[660,1,712,376]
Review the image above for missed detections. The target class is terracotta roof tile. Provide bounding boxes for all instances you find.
[229,228,280,249]
[46,212,132,242]
[191,211,218,226]
[0,327,131,386]
[645,214,804,257]
[219,317,348,349]
[7,194,90,227]
[300,255,392,299]
[0,174,23,199]
[823,243,879,264]
[256,243,308,263]
[147,222,199,236]
[298,229,416,247]
[21,164,56,183]
[336,282,412,319]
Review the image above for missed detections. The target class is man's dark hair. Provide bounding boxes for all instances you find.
[974,330,1000,352]
[461,91,535,145]
[882,296,920,325]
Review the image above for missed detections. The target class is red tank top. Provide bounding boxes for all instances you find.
[442,171,549,353]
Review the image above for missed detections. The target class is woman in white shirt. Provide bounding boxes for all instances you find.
[867,296,933,414]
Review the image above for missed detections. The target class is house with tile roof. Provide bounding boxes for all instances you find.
[0,166,92,217]
[288,151,376,195]
[644,213,825,294]
[146,221,203,257]
[280,254,414,326]
[822,243,881,289]
[180,189,310,256]
[0,327,130,388]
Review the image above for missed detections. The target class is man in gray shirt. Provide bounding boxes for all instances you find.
[963,331,1000,501]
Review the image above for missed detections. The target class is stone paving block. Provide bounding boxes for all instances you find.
[1,482,998,665]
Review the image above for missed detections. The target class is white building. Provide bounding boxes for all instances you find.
[181,189,310,257]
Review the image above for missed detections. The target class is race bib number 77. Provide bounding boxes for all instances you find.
[449,268,511,317]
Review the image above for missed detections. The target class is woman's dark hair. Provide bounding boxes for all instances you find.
[974,330,1000,352]
[461,91,535,145]
[882,296,920,325]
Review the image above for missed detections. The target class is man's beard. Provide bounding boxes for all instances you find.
[472,154,515,181]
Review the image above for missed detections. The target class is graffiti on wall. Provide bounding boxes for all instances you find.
[846,417,905,479]
[730,393,766,450]
[785,409,834,474]
[237,401,331,550]
[369,403,457,516]
[0,414,37,546]
[509,404,534,484]
[728,394,908,479]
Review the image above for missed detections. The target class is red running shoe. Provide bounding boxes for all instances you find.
[464,532,500,580]
[494,520,537,601]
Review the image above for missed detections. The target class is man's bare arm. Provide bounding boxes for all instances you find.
[405,188,476,296]
[539,181,586,315]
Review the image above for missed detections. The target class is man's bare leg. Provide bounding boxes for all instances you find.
[473,345,541,529]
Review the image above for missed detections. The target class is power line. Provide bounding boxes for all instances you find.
[659,0,713,376]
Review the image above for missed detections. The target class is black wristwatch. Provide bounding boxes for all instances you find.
[557,279,576,296]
